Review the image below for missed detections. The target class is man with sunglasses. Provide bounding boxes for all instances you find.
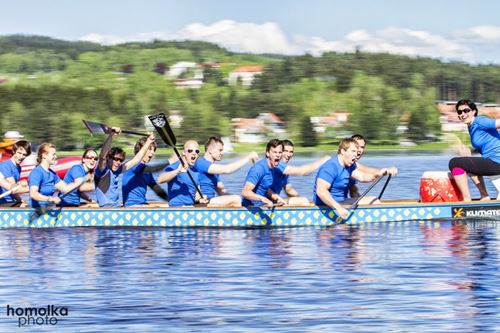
[95,127,156,207]
[449,99,500,201]
[157,139,208,206]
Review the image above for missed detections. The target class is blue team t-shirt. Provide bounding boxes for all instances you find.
[195,157,220,199]
[313,156,357,205]
[122,163,156,206]
[164,161,200,206]
[28,165,61,207]
[94,165,123,207]
[270,161,288,194]
[242,158,276,207]
[469,116,500,164]
[60,164,87,206]
[0,159,21,203]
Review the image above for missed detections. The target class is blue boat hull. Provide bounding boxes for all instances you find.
[1,200,500,228]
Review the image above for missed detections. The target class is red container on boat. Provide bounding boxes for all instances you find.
[419,171,463,202]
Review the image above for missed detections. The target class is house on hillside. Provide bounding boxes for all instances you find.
[232,112,286,143]
[166,61,204,89]
[310,112,349,134]
[228,65,263,86]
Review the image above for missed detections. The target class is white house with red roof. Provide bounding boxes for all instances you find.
[228,65,263,86]
[232,112,286,143]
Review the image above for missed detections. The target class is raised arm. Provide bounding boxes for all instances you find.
[98,127,121,171]
[283,155,330,176]
[123,133,156,172]
[208,152,258,174]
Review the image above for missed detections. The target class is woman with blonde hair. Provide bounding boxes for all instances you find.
[28,143,87,208]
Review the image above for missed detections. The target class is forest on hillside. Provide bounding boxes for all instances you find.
[0,35,499,149]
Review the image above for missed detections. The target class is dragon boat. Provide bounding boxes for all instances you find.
[1,199,500,228]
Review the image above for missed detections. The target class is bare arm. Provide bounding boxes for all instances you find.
[284,184,299,197]
[283,155,330,176]
[357,162,398,176]
[316,178,349,219]
[97,128,120,171]
[123,134,155,172]
[157,164,185,184]
[208,152,258,174]
[30,186,61,204]
[241,181,273,206]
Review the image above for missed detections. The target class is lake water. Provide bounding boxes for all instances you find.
[0,152,499,332]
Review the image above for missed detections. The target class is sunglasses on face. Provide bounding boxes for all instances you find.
[187,149,200,154]
[109,156,124,162]
[85,156,98,161]
[457,108,472,115]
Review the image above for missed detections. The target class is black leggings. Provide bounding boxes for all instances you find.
[449,156,500,176]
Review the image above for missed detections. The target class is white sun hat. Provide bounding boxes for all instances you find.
[4,131,24,139]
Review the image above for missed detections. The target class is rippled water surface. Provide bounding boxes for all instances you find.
[1,153,499,332]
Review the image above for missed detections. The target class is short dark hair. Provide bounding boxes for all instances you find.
[266,139,284,152]
[107,147,126,160]
[282,139,294,147]
[134,136,157,154]
[351,134,366,142]
[456,99,478,116]
[13,140,31,156]
[205,136,224,151]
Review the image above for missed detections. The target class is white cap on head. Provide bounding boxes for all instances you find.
[4,131,24,139]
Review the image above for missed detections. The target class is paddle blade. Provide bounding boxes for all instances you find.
[148,113,177,147]
[82,119,110,135]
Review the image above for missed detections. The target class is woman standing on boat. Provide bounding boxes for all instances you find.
[59,148,98,207]
[449,99,500,201]
[28,143,87,208]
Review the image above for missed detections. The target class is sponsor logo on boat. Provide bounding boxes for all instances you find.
[452,206,500,218]
[5,304,68,327]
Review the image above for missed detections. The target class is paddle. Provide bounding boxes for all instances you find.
[147,113,205,200]
[341,173,388,223]
[0,184,21,200]
[377,174,392,200]
[83,119,148,137]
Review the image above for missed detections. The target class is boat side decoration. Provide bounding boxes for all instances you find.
[1,200,500,228]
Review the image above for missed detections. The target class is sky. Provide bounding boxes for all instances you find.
[1,0,500,64]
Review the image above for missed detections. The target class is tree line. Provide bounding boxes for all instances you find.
[0,35,499,149]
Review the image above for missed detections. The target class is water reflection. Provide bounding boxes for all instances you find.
[0,221,499,332]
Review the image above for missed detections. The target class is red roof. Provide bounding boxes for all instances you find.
[232,65,264,73]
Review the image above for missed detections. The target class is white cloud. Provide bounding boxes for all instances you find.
[80,21,500,64]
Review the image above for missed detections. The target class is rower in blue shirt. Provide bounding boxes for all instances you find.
[122,136,175,207]
[94,127,156,207]
[0,140,31,206]
[195,136,258,207]
[157,139,208,207]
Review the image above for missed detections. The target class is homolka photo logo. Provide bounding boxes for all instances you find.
[5,304,69,327]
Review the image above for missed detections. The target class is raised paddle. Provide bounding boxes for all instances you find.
[83,119,148,137]
[147,113,205,200]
